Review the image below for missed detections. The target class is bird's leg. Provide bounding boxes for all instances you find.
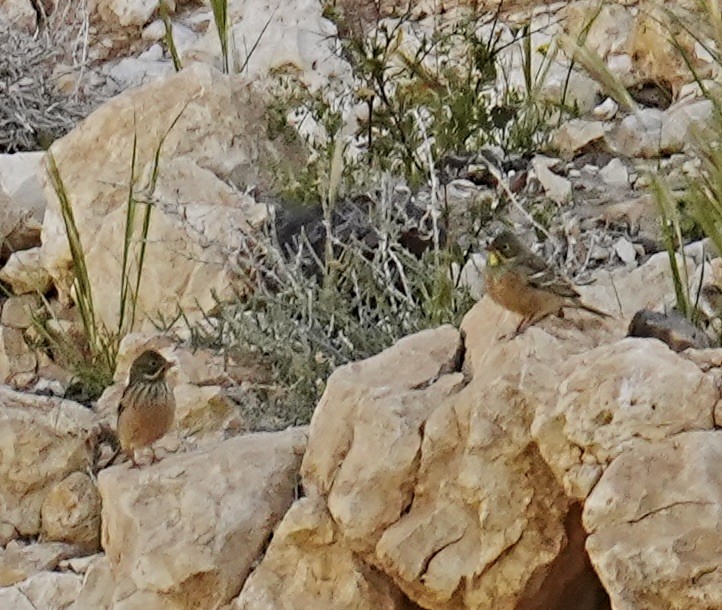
[149,446,158,464]
[129,451,140,469]
[501,316,532,340]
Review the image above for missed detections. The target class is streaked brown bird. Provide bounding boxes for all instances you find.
[117,350,175,467]
[484,229,611,337]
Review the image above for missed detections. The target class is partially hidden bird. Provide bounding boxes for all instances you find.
[117,349,175,467]
[484,229,611,337]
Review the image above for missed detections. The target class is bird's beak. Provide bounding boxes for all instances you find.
[162,358,173,372]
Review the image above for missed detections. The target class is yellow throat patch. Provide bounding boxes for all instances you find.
[487,250,501,267]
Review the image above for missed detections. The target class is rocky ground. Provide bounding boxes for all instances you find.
[2,0,722,608]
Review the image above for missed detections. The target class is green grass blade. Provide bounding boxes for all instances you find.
[118,123,138,334]
[160,2,182,72]
[209,0,229,73]
[45,151,98,350]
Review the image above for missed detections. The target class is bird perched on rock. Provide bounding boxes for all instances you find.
[484,229,611,337]
[117,350,175,467]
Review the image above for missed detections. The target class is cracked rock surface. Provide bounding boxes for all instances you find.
[235,259,722,610]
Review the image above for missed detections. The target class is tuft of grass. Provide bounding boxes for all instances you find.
[36,111,185,398]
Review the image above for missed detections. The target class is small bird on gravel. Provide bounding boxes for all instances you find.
[117,350,175,468]
[484,229,611,337]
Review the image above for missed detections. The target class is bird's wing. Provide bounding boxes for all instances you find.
[117,385,131,418]
[518,260,580,299]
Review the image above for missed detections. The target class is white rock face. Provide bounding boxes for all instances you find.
[40,63,280,333]
[93,0,160,28]
[606,109,664,158]
[661,99,714,154]
[0,387,98,544]
[0,294,39,328]
[0,247,51,294]
[0,152,45,256]
[599,158,629,188]
[40,472,102,551]
[182,0,351,91]
[553,120,607,157]
[234,245,720,609]
[86,428,307,609]
[533,338,716,498]
[0,325,36,386]
[0,572,82,610]
[235,496,411,610]
[0,0,37,32]
[532,155,572,204]
[585,431,722,610]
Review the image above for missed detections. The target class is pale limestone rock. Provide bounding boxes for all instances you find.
[173,348,228,385]
[552,120,606,157]
[0,152,45,258]
[628,5,709,95]
[240,326,466,608]
[0,0,36,32]
[0,191,42,259]
[563,1,708,92]
[579,250,694,319]
[0,387,98,543]
[612,236,636,264]
[93,428,307,609]
[60,553,102,576]
[302,325,462,496]
[235,497,410,609]
[584,431,722,610]
[458,252,486,301]
[105,54,173,88]
[562,2,634,64]
[183,0,351,91]
[592,97,618,120]
[297,318,614,609]
[531,155,571,204]
[141,19,166,42]
[661,99,714,154]
[174,383,235,436]
[0,572,82,610]
[606,109,664,158]
[93,0,159,28]
[0,541,84,586]
[40,63,293,333]
[0,152,45,219]
[599,158,629,188]
[40,471,101,551]
[533,338,716,499]
[0,293,39,328]
[234,253,717,608]
[0,325,35,385]
[0,246,52,294]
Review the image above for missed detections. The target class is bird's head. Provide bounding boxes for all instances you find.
[128,350,172,384]
[485,229,522,266]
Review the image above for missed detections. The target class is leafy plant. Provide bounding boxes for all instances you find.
[187,174,473,424]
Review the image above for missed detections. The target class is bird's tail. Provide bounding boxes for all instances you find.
[578,301,613,319]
